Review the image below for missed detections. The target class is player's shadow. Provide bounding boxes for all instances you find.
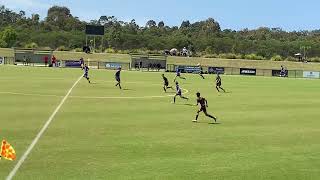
[122,88,133,91]
[208,122,222,125]
[90,82,98,84]
[176,103,197,107]
[165,92,176,94]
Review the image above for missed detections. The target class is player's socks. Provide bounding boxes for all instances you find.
[181,96,188,100]
[208,115,217,122]
[216,87,220,92]
[163,87,167,92]
[196,114,199,120]
[173,96,176,103]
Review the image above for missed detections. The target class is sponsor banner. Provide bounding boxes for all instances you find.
[0,57,4,65]
[105,63,122,69]
[65,60,82,68]
[185,66,201,73]
[177,66,201,73]
[208,67,224,74]
[240,68,256,76]
[303,71,320,79]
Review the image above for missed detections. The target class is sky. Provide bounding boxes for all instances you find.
[0,0,319,31]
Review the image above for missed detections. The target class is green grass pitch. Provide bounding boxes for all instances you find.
[1,66,320,180]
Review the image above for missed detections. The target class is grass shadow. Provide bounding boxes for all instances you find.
[122,88,133,91]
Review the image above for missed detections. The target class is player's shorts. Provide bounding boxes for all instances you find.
[199,71,204,74]
[216,82,221,87]
[176,73,181,76]
[164,82,169,86]
[198,106,207,113]
[176,90,182,96]
[115,77,120,82]
[83,73,88,78]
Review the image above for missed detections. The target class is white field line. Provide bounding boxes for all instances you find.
[0,91,63,98]
[6,75,83,180]
[0,89,189,99]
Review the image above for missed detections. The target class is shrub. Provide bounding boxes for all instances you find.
[24,42,38,49]
[285,56,297,62]
[203,54,218,58]
[72,48,83,52]
[0,39,7,48]
[271,55,283,61]
[309,57,320,62]
[105,47,116,53]
[56,46,69,51]
[205,46,214,54]
[244,53,265,60]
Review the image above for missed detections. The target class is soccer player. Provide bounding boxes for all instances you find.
[115,67,122,89]
[198,65,205,79]
[80,58,84,70]
[83,64,91,83]
[216,73,226,93]
[173,82,188,103]
[174,68,186,82]
[162,74,173,92]
[193,92,217,123]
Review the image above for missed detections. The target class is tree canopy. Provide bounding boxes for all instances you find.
[1,5,320,61]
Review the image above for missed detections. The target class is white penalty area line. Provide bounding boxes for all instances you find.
[6,75,83,180]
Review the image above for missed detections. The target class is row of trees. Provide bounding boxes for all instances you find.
[1,5,320,61]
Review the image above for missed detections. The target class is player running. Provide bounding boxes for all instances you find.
[193,92,217,123]
[198,65,205,79]
[173,81,188,103]
[115,67,122,89]
[174,68,186,82]
[83,64,91,83]
[162,74,173,92]
[216,73,226,93]
[80,58,84,70]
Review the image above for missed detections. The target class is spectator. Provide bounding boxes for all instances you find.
[170,48,178,56]
[23,56,26,66]
[44,56,48,67]
[51,55,56,67]
[182,47,188,57]
[26,56,30,66]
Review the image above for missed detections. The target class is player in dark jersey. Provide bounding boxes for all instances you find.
[80,58,84,70]
[174,68,186,82]
[193,92,217,123]
[198,65,205,79]
[83,64,91,83]
[216,73,226,93]
[115,67,122,89]
[162,74,173,92]
[173,82,188,103]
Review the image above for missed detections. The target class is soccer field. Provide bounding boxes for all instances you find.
[1,66,320,180]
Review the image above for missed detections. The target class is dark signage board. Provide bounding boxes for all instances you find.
[240,68,256,75]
